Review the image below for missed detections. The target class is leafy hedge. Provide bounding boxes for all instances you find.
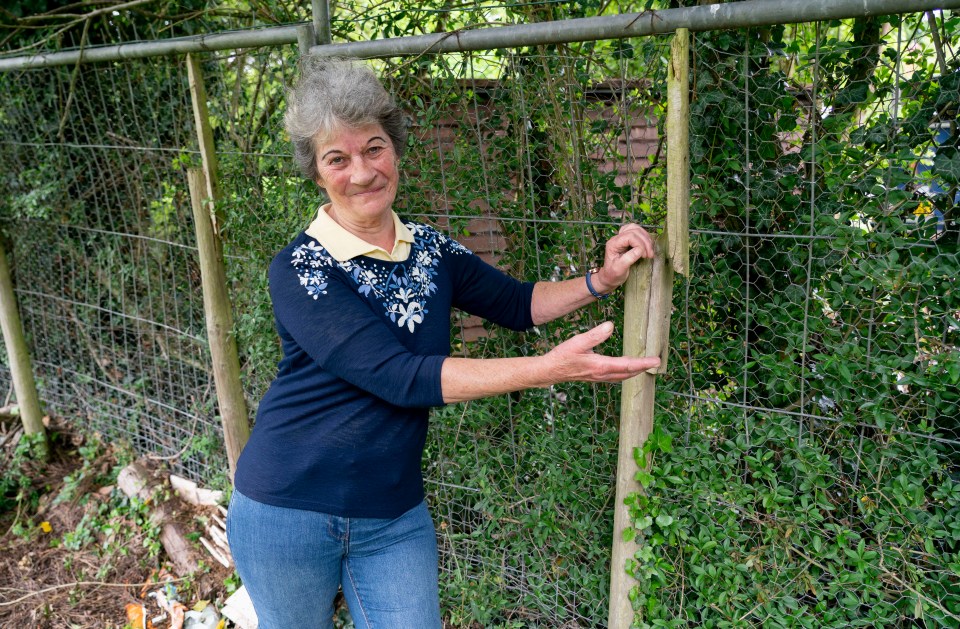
[625,17,960,628]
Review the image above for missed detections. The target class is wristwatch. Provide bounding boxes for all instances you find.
[585,267,610,300]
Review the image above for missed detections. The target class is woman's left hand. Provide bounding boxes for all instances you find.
[592,223,656,294]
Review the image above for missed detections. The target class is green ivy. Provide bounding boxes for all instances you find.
[625,17,960,627]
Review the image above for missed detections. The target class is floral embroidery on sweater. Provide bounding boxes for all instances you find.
[291,223,470,332]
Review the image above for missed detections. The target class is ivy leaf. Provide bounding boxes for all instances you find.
[933,151,960,185]
[655,514,674,528]
[635,469,654,487]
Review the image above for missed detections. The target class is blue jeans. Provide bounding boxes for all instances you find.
[226,489,441,629]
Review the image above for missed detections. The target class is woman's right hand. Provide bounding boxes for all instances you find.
[440,321,660,404]
[545,321,660,383]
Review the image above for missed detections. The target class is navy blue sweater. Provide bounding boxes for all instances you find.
[234,222,535,518]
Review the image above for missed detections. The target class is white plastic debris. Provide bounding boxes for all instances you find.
[221,586,259,629]
[183,603,221,629]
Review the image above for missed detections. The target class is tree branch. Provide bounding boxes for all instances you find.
[925,11,949,76]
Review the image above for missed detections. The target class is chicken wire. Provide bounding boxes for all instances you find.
[0,57,225,482]
[642,21,960,626]
[0,9,957,628]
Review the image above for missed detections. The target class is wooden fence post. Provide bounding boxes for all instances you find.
[186,168,249,480]
[608,253,654,629]
[0,240,47,456]
[607,239,674,629]
[608,27,689,628]
[186,54,250,479]
[187,54,218,201]
[667,28,691,276]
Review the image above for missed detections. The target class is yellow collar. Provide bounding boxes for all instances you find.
[305,204,414,262]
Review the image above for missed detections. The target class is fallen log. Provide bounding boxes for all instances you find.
[117,460,200,576]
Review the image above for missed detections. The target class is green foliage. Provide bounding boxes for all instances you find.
[624,16,960,627]
[45,434,165,576]
[57,492,164,569]
[627,415,960,627]
[0,432,48,520]
[429,385,623,625]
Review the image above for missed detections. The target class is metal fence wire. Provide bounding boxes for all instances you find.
[1,8,958,628]
[0,57,224,481]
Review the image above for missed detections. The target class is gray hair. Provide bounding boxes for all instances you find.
[285,57,407,182]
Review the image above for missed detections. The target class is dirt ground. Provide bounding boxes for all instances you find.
[0,419,235,629]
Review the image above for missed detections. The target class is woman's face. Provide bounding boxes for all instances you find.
[314,123,399,226]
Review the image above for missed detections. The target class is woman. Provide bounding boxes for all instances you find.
[227,57,661,629]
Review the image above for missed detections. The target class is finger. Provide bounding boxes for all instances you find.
[564,321,615,353]
[616,224,651,245]
[620,245,651,268]
[594,355,661,381]
[610,225,645,244]
[623,239,654,260]
[604,243,653,279]
[623,227,655,258]
[584,321,615,347]
[609,228,654,257]
[630,356,661,371]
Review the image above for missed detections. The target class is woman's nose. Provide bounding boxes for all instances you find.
[350,158,376,185]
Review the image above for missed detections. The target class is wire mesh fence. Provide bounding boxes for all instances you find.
[0,6,958,627]
[643,19,960,626]
[0,57,227,481]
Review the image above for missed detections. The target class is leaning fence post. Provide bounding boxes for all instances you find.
[0,239,47,456]
[608,252,654,629]
[187,54,218,201]
[186,168,249,481]
[186,54,250,479]
[608,27,689,629]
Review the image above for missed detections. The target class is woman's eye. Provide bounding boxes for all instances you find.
[328,156,344,165]
[368,146,384,156]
